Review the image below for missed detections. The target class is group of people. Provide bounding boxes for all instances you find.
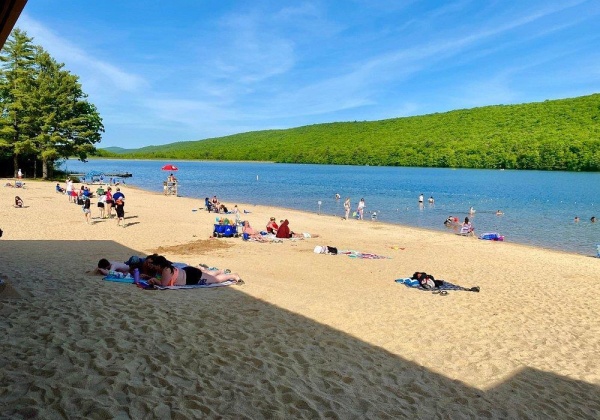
[574,216,596,223]
[241,218,318,241]
[341,197,367,220]
[418,194,435,204]
[444,215,475,236]
[205,195,232,214]
[61,178,126,226]
[95,254,243,287]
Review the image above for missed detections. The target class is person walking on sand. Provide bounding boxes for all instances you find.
[357,198,366,220]
[344,197,351,220]
[82,197,91,224]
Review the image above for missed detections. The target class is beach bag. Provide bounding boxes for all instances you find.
[326,246,338,255]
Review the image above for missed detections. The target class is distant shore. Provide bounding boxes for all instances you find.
[1,179,599,418]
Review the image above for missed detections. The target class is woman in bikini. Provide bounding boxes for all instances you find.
[146,255,243,286]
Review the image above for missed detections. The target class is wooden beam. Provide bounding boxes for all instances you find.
[0,0,28,50]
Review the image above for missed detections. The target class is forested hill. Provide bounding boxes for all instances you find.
[113,94,600,171]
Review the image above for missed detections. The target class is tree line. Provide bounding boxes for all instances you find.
[0,29,103,179]
[116,94,600,171]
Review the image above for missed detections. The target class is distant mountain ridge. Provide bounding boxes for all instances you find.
[100,147,136,154]
[100,94,600,171]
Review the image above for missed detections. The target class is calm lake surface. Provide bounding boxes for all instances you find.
[61,159,600,256]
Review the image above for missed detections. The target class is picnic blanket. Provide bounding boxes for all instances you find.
[340,250,391,259]
[395,278,480,292]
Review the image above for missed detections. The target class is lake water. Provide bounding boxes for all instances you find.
[61,159,600,256]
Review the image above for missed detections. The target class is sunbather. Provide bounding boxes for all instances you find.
[275,219,319,239]
[14,196,23,208]
[242,221,267,241]
[146,255,243,286]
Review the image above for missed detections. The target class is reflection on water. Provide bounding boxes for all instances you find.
[62,159,600,256]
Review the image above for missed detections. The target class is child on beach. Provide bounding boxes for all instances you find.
[344,198,351,220]
[82,198,91,223]
[233,205,241,225]
[94,259,131,276]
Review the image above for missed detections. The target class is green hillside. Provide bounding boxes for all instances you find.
[115,94,600,171]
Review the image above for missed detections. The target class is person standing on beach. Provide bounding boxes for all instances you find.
[17,168,22,179]
[113,188,125,227]
[344,197,351,220]
[357,198,366,220]
[104,187,114,218]
[97,192,106,219]
[233,205,241,225]
[66,178,74,203]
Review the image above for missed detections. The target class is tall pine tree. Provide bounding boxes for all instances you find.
[0,28,104,178]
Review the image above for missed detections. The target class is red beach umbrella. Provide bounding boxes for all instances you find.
[161,164,178,171]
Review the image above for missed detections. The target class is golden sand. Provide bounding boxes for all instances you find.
[1,179,599,418]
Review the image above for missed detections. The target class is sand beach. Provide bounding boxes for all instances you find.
[1,179,599,418]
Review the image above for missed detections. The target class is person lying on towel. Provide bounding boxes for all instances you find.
[145,255,243,286]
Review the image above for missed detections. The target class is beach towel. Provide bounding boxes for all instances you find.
[395,278,479,292]
[103,274,135,283]
[340,250,390,259]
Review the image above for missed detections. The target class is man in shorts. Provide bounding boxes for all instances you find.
[113,188,126,227]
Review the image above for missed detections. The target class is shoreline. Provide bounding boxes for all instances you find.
[91,180,600,259]
[1,179,599,417]
[59,160,600,257]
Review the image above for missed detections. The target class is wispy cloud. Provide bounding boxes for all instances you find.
[18,14,147,93]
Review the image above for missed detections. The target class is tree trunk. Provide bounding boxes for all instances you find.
[33,159,38,179]
[13,154,18,178]
[42,159,49,179]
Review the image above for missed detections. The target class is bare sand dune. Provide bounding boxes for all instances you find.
[1,179,599,418]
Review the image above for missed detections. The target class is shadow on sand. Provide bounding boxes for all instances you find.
[1,240,599,418]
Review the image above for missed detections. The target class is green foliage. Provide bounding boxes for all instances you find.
[0,29,104,178]
[115,94,600,171]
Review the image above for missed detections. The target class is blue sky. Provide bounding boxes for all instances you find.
[14,0,600,149]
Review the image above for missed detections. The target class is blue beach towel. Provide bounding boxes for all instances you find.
[103,274,135,283]
[395,278,480,292]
